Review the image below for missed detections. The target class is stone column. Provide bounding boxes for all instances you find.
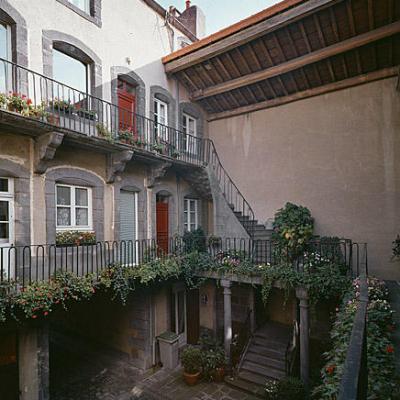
[296,287,310,387]
[221,279,232,360]
[18,323,49,400]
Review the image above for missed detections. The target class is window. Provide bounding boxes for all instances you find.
[184,198,198,232]
[56,184,92,230]
[154,98,168,141]
[182,113,197,153]
[0,177,13,244]
[68,0,90,14]
[53,48,89,94]
[0,22,11,93]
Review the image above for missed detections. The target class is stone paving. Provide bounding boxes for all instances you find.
[50,337,259,400]
[137,367,260,400]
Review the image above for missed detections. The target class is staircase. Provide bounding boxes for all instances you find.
[227,322,292,398]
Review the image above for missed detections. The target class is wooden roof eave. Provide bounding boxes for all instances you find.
[163,0,341,74]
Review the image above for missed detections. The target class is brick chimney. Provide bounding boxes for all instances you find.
[178,1,206,39]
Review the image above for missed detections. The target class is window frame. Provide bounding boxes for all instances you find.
[154,98,169,141]
[182,113,197,153]
[53,47,90,95]
[0,177,14,245]
[55,183,93,231]
[68,0,90,14]
[184,198,199,232]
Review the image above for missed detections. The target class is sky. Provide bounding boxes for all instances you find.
[157,0,282,35]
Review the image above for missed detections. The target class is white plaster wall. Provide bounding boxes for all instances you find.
[10,0,193,123]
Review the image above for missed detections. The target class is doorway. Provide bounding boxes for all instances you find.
[117,78,136,134]
[171,283,187,346]
[0,177,14,279]
[156,194,169,255]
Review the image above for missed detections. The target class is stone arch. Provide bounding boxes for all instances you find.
[0,158,30,245]
[42,30,102,97]
[111,66,146,118]
[0,0,28,66]
[45,167,105,243]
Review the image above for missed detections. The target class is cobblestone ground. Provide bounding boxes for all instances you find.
[50,339,259,400]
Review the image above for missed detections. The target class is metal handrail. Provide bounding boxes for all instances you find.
[0,57,257,236]
[0,237,359,288]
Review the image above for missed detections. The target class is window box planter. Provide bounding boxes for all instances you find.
[55,231,96,247]
[49,99,75,115]
[76,109,97,121]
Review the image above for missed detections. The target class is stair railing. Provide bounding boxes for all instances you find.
[231,308,253,374]
[285,320,299,376]
[204,139,256,238]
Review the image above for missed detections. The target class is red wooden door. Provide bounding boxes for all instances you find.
[156,201,169,254]
[118,88,136,133]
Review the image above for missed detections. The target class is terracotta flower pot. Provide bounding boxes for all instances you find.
[183,370,201,386]
[214,367,225,382]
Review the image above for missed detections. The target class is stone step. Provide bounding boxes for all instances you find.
[252,336,288,349]
[248,344,286,359]
[238,370,268,386]
[224,376,266,399]
[242,360,286,380]
[245,352,286,371]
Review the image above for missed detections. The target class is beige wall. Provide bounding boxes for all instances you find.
[209,78,400,279]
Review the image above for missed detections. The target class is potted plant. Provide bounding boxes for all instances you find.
[96,123,114,142]
[202,347,226,382]
[118,130,134,145]
[152,142,164,154]
[181,346,202,386]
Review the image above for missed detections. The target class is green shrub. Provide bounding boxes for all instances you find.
[272,202,314,261]
[201,347,226,381]
[183,228,207,253]
[265,377,306,400]
[181,346,202,374]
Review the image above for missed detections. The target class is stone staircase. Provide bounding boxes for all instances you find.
[227,322,291,398]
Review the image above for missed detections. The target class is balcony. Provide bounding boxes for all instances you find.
[0,58,206,166]
[0,237,358,288]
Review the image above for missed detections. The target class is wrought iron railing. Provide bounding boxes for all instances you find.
[0,237,365,288]
[338,249,368,400]
[0,57,256,236]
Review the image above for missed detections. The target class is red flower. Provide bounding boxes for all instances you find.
[386,345,394,354]
[325,365,336,375]
[27,98,32,105]
[32,315,37,319]
[92,288,96,293]
[43,311,49,316]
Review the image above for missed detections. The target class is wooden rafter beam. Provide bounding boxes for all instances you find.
[208,67,398,121]
[190,21,400,101]
[164,0,342,74]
